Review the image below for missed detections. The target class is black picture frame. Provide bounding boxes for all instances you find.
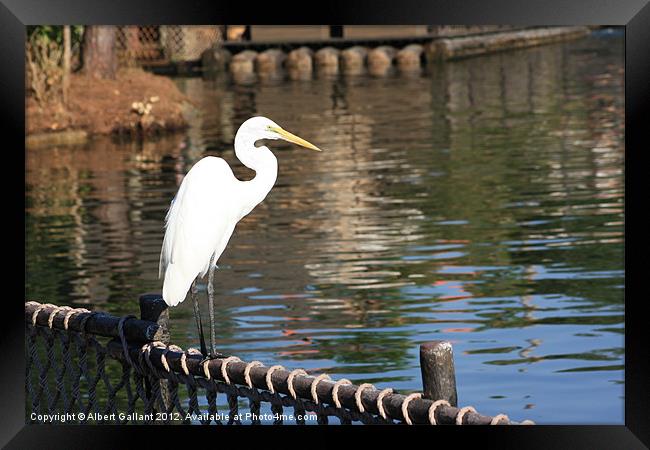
[6,1,647,448]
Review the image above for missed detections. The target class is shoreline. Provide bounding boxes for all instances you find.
[26,68,192,147]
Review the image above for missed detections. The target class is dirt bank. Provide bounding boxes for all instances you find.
[26,68,192,138]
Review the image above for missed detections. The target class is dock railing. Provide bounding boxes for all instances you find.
[25,296,533,425]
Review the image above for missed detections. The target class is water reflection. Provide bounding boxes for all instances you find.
[26,32,624,423]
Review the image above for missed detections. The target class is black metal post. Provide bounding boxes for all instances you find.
[420,340,458,406]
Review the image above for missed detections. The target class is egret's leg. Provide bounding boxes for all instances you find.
[191,279,208,357]
[207,260,219,357]
[206,258,228,359]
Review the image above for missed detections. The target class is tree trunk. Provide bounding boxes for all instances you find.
[82,26,118,79]
[62,26,71,105]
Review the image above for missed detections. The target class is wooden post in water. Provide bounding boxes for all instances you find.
[367,45,396,77]
[139,293,171,410]
[230,50,258,84]
[256,48,286,82]
[420,340,458,406]
[315,47,340,75]
[341,46,368,75]
[287,47,313,80]
[396,44,424,74]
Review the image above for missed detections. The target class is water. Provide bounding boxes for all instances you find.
[26,31,624,424]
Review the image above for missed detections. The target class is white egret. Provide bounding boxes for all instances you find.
[159,116,321,358]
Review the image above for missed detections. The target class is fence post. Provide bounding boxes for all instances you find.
[139,293,171,410]
[419,340,458,406]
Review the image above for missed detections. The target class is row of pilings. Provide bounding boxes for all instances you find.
[203,44,427,83]
[201,27,592,83]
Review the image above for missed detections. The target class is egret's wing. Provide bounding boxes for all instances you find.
[159,157,241,306]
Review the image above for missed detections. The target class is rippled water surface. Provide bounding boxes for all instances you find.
[26,31,624,423]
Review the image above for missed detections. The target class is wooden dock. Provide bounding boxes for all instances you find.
[144,26,592,77]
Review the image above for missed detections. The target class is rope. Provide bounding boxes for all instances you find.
[141,343,154,372]
[401,393,422,425]
[455,406,477,425]
[287,369,308,400]
[143,341,167,373]
[63,308,90,330]
[265,365,285,394]
[160,344,174,373]
[427,399,451,425]
[117,315,137,369]
[490,414,509,425]
[376,388,393,420]
[310,374,331,404]
[180,348,202,376]
[354,383,375,413]
[47,306,72,328]
[31,303,57,326]
[201,359,212,380]
[78,312,97,339]
[331,379,352,408]
[244,361,263,388]
[220,356,242,384]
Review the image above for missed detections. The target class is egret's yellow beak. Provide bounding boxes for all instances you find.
[270,126,321,151]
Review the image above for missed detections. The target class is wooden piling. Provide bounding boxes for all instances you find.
[256,48,286,82]
[396,44,424,73]
[230,50,258,84]
[420,341,458,406]
[139,294,170,341]
[287,46,313,80]
[139,293,171,410]
[201,47,232,77]
[341,46,368,75]
[368,46,397,76]
[314,46,340,75]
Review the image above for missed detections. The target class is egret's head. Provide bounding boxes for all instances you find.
[240,116,321,151]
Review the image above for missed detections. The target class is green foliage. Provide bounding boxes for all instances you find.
[27,25,84,47]
[26,26,84,104]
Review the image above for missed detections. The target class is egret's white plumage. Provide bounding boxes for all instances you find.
[159,116,320,309]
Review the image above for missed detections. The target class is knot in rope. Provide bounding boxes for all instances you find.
[265,365,285,394]
[220,356,242,384]
[490,414,509,425]
[47,305,72,329]
[310,374,331,404]
[354,383,375,413]
[427,399,451,425]
[62,307,90,331]
[455,406,477,425]
[376,388,393,420]
[401,393,422,425]
[244,361,263,388]
[287,369,308,400]
[31,303,57,327]
[332,379,352,408]
[180,348,202,376]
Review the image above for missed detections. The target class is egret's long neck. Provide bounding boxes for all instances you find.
[234,131,278,215]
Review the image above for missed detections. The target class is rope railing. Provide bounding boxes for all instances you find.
[25,299,534,425]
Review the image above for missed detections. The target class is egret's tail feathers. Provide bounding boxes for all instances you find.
[162,264,194,307]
